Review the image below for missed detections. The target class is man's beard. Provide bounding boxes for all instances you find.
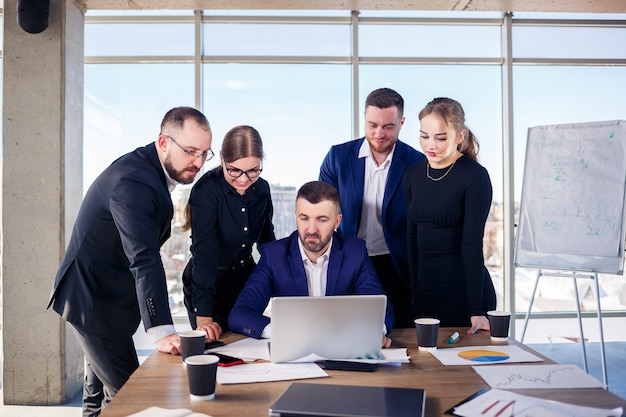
[164,158,198,184]
[300,232,332,254]
[366,135,396,155]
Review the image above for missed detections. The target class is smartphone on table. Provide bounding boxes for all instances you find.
[210,352,244,367]
[205,340,225,350]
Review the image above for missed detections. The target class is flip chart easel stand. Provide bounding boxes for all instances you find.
[520,269,607,387]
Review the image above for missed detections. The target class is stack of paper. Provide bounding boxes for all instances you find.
[208,338,410,384]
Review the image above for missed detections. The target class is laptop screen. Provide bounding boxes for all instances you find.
[269,294,387,363]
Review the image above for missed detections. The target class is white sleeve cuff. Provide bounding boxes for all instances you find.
[260,324,271,339]
[146,324,177,343]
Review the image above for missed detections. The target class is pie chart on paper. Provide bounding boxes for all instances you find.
[457,349,510,363]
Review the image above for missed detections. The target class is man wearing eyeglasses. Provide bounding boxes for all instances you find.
[48,107,213,417]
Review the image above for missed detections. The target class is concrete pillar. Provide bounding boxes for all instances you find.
[2,0,85,405]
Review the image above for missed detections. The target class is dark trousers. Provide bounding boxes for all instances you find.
[183,258,256,332]
[70,324,139,417]
[370,254,414,328]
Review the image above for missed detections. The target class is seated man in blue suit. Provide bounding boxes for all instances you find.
[229,181,394,347]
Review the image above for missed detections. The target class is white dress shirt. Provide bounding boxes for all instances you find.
[299,237,332,297]
[357,140,394,256]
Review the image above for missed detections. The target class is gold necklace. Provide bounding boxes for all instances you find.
[426,159,457,181]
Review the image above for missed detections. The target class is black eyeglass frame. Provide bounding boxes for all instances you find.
[225,163,263,179]
[166,135,215,161]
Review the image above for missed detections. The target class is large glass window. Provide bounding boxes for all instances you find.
[203,23,351,57]
[85,22,195,57]
[83,10,626,323]
[203,63,352,238]
[359,24,502,58]
[513,26,626,59]
[84,63,195,188]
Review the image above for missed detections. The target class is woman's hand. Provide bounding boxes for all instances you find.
[467,315,490,334]
[196,316,223,340]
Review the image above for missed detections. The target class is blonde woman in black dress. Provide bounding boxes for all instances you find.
[403,97,496,334]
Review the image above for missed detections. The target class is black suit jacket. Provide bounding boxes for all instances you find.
[48,143,175,337]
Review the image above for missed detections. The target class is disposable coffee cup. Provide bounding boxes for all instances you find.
[414,318,440,351]
[180,330,206,360]
[185,354,219,401]
[487,310,511,342]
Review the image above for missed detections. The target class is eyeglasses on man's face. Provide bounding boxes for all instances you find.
[225,164,263,180]
[166,135,215,161]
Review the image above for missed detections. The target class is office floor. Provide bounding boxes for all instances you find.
[0,351,152,417]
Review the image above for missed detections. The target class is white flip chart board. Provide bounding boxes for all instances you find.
[515,120,626,274]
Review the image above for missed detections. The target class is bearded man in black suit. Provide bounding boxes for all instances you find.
[48,106,213,416]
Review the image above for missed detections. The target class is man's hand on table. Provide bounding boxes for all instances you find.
[155,333,182,355]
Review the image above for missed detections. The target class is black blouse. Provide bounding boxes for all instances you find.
[188,166,275,316]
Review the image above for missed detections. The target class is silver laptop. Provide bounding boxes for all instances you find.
[269,294,387,363]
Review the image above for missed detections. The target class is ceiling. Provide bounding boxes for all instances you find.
[77,0,626,14]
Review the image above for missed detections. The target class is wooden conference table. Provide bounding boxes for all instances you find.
[100,327,626,417]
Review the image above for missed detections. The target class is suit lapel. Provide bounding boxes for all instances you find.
[383,142,406,215]
[146,143,174,244]
[325,235,343,295]
[348,139,366,220]
[287,233,310,295]
[146,143,170,192]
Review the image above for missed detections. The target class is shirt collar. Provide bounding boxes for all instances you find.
[160,162,178,193]
[298,235,333,265]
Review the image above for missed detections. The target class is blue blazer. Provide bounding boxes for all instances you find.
[48,143,175,337]
[319,138,425,283]
[228,232,395,337]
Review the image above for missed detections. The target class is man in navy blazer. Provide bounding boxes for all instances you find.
[319,88,424,328]
[48,107,213,416]
[229,181,394,346]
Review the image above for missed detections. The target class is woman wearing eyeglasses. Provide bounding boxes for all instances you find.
[182,125,276,340]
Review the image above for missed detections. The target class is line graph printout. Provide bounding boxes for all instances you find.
[473,364,605,389]
[453,389,623,417]
[431,345,543,366]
